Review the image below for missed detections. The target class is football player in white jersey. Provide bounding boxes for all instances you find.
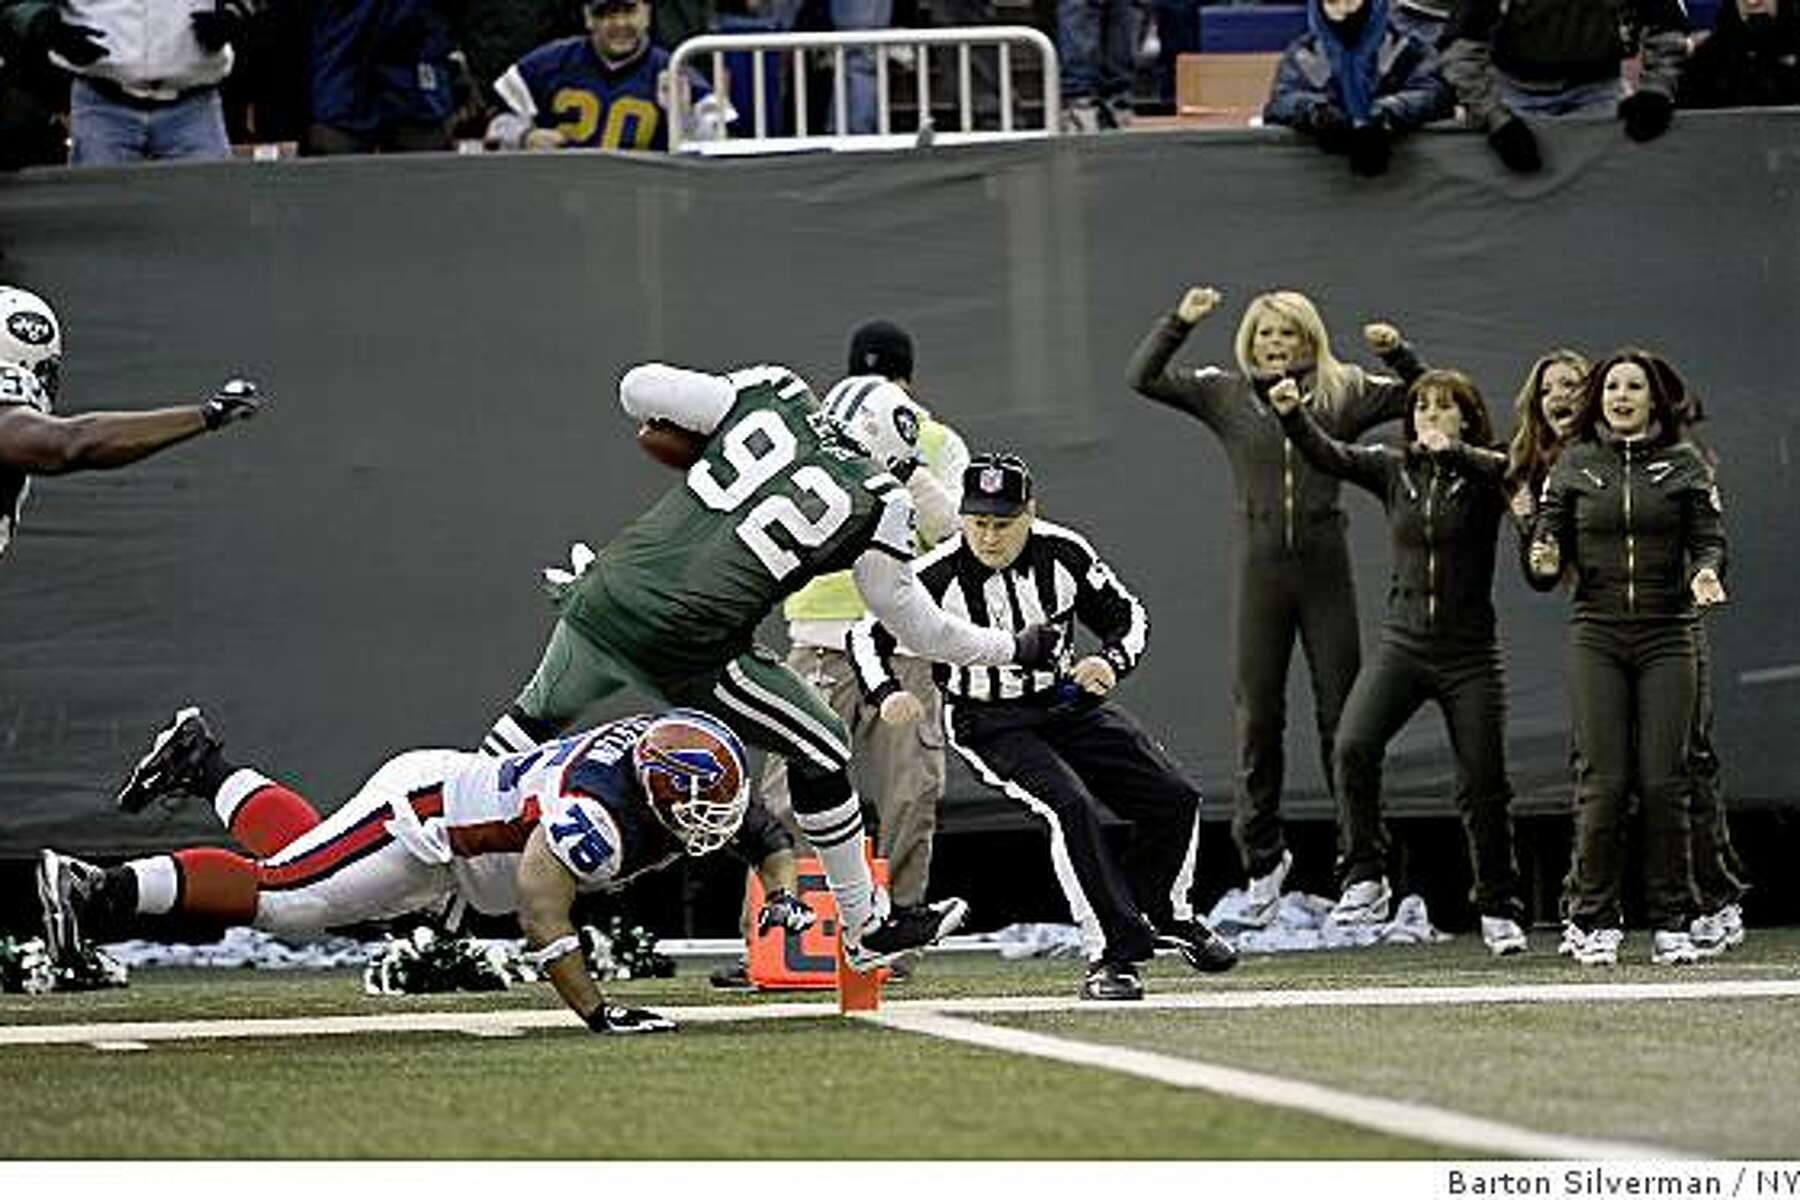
[37,707,755,1034]
[0,285,263,561]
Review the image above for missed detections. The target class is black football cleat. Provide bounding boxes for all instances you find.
[116,706,220,813]
[1158,918,1240,974]
[36,849,106,966]
[1080,960,1145,1001]
[845,897,968,972]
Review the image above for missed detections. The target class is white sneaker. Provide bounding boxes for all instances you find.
[1480,915,1528,957]
[1571,926,1623,966]
[1557,921,1583,957]
[1241,849,1292,928]
[1692,903,1745,954]
[1061,99,1102,134]
[1651,929,1701,966]
[1328,877,1392,925]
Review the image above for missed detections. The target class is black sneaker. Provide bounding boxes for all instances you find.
[708,958,752,989]
[1158,918,1239,974]
[116,706,220,813]
[845,897,968,971]
[1081,960,1144,1001]
[36,849,106,965]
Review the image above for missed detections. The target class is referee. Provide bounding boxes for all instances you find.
[848,452,1237,1000]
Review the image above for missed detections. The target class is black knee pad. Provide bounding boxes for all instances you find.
[787,764,853,817]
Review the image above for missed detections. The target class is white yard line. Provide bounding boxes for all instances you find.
[867,1008,1676,1160]
[5,977,1799,1047]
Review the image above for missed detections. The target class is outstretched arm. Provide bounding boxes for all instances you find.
[1124,288,1235,425]
[0,379,260,475]
[516,827,606,1021]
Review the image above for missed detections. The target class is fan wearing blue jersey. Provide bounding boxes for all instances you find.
[485,0,730,151]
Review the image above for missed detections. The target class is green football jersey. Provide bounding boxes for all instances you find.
[566,366,914,681]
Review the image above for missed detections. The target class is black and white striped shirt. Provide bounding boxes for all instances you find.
[848,518,1149,704]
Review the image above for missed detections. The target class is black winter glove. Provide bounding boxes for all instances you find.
[1348,122,1390,176]
[201,378,263,430]
[31,10,107,66]
[191,0,260,54]
[1487,115,1541,173]
[1309,102,1352,153]
[1012,622,1064,671]
[1618,90,1674,142]
[757,888,818,936]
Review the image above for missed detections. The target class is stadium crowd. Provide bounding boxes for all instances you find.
[0,0,1796,167]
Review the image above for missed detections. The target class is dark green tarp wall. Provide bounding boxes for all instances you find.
[3,113,1797,856]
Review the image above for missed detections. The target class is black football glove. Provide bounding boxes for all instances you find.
[191,0,261,52]
[32,10,107,66]
[1012,622,1064,670]
[1487,115,1541,173]
[202,378,263,429]
[757,888,818,936]
[585,1004,676,1035]
[1618,90,1673,142]
[1348,122,1390,177]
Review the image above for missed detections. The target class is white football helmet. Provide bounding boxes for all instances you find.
[0,287,61,404]
[821,375,923,473]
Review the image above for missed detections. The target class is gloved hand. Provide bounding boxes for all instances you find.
[1348,123,1390,177]
[202,378,263,429]
[191,0,261,53]
[31,9,107,66]
[1012,622,1064,670]
[1309,102,1352,153]
[1618,90,1674,142]
[541,541,597,602]
[585,1004,677,1034]
[1487,115,1541,173]
[757,888,818,935]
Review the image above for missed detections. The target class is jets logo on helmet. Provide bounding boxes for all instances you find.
[0,287,62,405]
[632,709,749,856]
[821,375,924,473]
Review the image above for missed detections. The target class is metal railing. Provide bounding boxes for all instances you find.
[668,26,1060,154]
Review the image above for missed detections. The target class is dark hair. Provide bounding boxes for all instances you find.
[1571,347,1699,446]
[1403,368,1496,448]
[1504,349,1589,495]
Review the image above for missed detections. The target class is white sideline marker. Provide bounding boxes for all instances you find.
[867,1007,1675,1161]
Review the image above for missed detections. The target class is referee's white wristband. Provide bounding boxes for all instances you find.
[527,934,582,968]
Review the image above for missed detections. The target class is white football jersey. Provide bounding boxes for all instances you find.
[440,716,674,914]
[0,362,50,560]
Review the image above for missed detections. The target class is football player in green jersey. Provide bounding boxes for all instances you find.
[484,361,1062,969]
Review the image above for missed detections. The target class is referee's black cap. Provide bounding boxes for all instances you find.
[847,320,914,381]
[961,453,1032,517]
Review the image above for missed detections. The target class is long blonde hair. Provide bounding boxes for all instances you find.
[1232,291,1358,409]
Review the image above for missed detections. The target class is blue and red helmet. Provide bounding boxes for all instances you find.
[632,709,749,855]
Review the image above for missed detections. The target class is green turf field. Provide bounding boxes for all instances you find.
[3,931,1797,1159]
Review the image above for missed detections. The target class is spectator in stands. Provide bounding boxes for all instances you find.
[1059,0,1135,131]
[1263,0,1452,176]
[1126,288,1425,930]
[831,0,890,134]
[0,1,71,169]
[1388,0,1450,45]
[308,0,462,154]
[452,0,585,132]
[1678,0,1800,109]
[485,0,728,151]
[1268,369,1526,953]
[1526,349,1725,967]
[1440,0,1689,173]
[756,323,969,984]
[0,0,254,164]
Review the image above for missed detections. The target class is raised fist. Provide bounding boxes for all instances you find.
[1266,377,1303,415]
[1362,322,1401,355]
[1176,287,1222,325]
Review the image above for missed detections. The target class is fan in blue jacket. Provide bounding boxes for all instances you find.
[1263,0,1453,176]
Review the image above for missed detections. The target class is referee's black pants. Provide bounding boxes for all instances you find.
[946,696,1202,965]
